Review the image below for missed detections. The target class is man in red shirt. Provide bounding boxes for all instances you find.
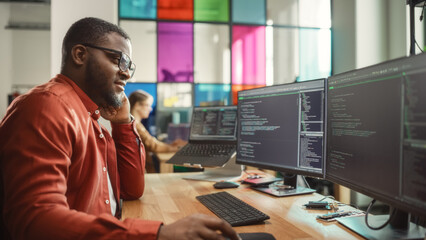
[0,17,238,240]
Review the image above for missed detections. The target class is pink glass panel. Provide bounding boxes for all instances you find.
[232,25,266,85]
[158,22,194,83]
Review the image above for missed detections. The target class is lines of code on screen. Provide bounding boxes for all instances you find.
[326,55,426,210]
[237,81,324,176]
[190,108,237,139]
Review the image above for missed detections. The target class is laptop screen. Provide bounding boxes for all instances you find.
[189,106,237,141]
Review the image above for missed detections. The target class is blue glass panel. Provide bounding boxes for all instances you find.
[124,82,157,108]
[120,0,157,19]
[298,28,331,81]
[232,0,265,24]
[194,84,231,106]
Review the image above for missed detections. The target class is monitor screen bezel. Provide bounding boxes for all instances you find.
[236,79,326,179]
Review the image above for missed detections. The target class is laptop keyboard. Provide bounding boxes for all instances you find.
[177,144,235,157]
[196,191,270,226]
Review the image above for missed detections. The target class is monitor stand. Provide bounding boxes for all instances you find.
[183,156,243,182]
[251,173,315,197]
[337,209,425,239]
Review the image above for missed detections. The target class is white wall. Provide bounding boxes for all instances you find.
[0,2,50,118]
[332,0,356,75]
[333,0,407,75]
[356,0,388,68]
[0,3,12,118]
[410,3,425,55]
[11,30,50,86]
[51,0,118,76]
[389,0,409,59]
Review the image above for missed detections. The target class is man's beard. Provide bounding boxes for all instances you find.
[86,58,122,108]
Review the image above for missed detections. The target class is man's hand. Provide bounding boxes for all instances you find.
[171,139,187,148]
[157,214,240,240]
[100,95,132,124]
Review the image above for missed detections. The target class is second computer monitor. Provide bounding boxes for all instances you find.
[236,79,326,179]
[325,52,426,239]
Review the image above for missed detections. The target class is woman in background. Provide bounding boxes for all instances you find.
[129,90,186,172]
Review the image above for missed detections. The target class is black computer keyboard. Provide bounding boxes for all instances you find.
[196,191,270,226]
[178,144,236,157]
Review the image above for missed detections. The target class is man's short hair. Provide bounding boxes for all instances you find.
[61,17,130,70]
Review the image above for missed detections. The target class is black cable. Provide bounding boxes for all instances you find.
[420,1,426,21]
[318,195,335,202]
[302,176,311,189]
[364,199,396,230]
[415,39,424,53]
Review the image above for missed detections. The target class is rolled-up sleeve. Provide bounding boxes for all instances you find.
[112,121,146,200]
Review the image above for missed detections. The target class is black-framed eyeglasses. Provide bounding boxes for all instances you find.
[82,43,136,78]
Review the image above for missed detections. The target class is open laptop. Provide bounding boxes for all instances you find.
[167,106,237,167]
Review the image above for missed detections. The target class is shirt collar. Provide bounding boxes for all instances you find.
[55,74,101,121]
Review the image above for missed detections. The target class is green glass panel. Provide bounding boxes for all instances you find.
[194,0,229,22]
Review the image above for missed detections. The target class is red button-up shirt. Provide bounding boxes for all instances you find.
[0,74,162,240]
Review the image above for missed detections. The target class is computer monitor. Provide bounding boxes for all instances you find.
[326,53,426,239]
[236,79,325,196]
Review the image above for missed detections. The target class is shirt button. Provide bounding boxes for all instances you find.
[95,110,100,114]
[99,133,104,138]
[105,200,109,204]
[103,167,107,172]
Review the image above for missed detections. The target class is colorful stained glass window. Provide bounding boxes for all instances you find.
[299,0,331,28]
[232,25,266,85]
[157,22,194,83]
[194,84,231,106]
[119,0,332,132]
[267,0,331,27]
[124,82,157,108]
[194,0,229,22]
[157,0,193,21]
[232,0,265,24]
[157,83,193,108]
[266,0,298,26]
[298,28,331,81]
[194,23,230,84]
[231,84,265,105]
[119,0,157,19]
[267,27,299,85]
[120,20,157,82]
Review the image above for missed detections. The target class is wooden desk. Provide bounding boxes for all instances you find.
[123,173,362,239]
[155,152,176,173]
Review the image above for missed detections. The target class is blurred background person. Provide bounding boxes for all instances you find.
[129,90,187,172]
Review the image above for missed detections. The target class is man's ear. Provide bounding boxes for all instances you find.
[70,44,87,66]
